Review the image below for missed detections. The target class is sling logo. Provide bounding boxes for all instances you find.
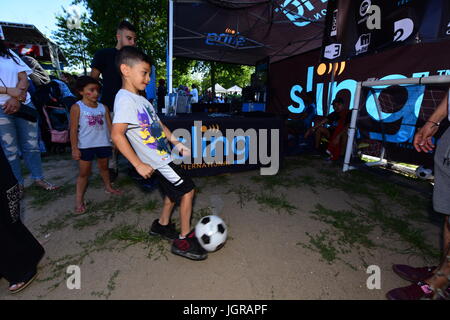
[286,64,443,143]
[276,0,328,28]
[447,22,450,36]
[394,18,414,42]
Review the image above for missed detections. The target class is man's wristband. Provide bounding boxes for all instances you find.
[427,120,440,127]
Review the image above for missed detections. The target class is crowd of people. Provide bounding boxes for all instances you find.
[0,17,449,300]
[0,20,208,294]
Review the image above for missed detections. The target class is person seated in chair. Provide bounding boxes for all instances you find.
[304,97,350,159]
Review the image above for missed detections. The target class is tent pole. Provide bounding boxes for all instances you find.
[343,81,362,172]
[327,63,337,115]
[168,0,174,95]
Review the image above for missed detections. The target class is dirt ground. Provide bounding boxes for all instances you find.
[0,154,442,300]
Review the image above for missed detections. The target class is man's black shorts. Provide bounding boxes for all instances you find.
[154,162,195,203]
[79,146,112,161]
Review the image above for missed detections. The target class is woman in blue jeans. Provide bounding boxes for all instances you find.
[0,40,57,192]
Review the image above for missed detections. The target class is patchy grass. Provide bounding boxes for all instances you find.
[351,199,440,260]
[91,270,121,300]
[72,194,136,230]
[38,223,167,293]
[192,207,214,223]
[27,182,75,209]
[38,212,74,235]
[226,185,255,208]
[255,193,297,215]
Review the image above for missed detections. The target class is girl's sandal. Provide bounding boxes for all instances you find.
[75,203,87,215]
[34,179,59,191]
[105,189,123,195]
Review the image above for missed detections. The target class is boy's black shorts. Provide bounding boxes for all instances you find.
[154,162,195,203]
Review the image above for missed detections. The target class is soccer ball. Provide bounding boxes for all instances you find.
[195,215,228,252]
[416,165,433,180]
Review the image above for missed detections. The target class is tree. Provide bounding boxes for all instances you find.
[74,0,167,77]
[52,7,91,73]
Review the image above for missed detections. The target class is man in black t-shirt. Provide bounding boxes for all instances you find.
[91,20,137,111]
[90,20,137,181]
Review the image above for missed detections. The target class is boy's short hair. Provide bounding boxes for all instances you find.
[117,20,136,33]
[116,46,153,76]
[75,76,101,96]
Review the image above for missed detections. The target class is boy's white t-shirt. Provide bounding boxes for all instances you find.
[113,89,172,169]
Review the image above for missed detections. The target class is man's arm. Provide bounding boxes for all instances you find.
[414,92,448,153]
[111,123,154,178]
[16,71,29,102]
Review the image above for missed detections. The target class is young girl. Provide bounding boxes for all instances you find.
[70,76,122,214]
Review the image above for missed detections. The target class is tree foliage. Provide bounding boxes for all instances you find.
[52,7,91,73]
[53,0,254,92]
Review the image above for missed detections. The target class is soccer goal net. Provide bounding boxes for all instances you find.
[343,75,450,174]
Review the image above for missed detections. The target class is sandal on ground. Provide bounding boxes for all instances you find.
[75,203,87,215]
[9,270,38,294]
[105,188,123,195]
[33,179,59,191]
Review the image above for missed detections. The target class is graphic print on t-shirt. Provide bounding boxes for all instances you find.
[137,106,171,157]
[86,114,104,127]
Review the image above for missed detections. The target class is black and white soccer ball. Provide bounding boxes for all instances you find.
[195,215,228,252]
[415,165,433,180]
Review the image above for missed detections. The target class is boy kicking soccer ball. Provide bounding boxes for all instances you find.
[111,46,207,261]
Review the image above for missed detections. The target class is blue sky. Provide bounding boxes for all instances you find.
[0,0,87,38]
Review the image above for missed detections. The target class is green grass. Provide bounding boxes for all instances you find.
[351,199,440,260]
[27,182,75,209]
[72,194,136,230]
[192,207,214,223]
[38,223,167,293]
[226,185,255,208]
[91,270,121,299]
[255,193,297,215]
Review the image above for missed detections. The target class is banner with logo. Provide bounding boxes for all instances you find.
[173,0,329,65]
[268,40,450,165]
[321,0,450,62]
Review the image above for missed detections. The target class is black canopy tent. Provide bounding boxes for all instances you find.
[172,0,328,66]
[0,21,67,74]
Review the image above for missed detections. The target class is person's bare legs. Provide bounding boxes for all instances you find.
[76,160,91,212]
[159,196,175,226]
[98,157,121,194]
[179,189,195,237]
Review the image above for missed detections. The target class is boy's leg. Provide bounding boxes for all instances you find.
[159,196,175,225]
[149,196,178,240]
[76,160,91,210]
[179,189,195,237]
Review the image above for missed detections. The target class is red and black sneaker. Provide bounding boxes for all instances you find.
[171,230,208,261]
